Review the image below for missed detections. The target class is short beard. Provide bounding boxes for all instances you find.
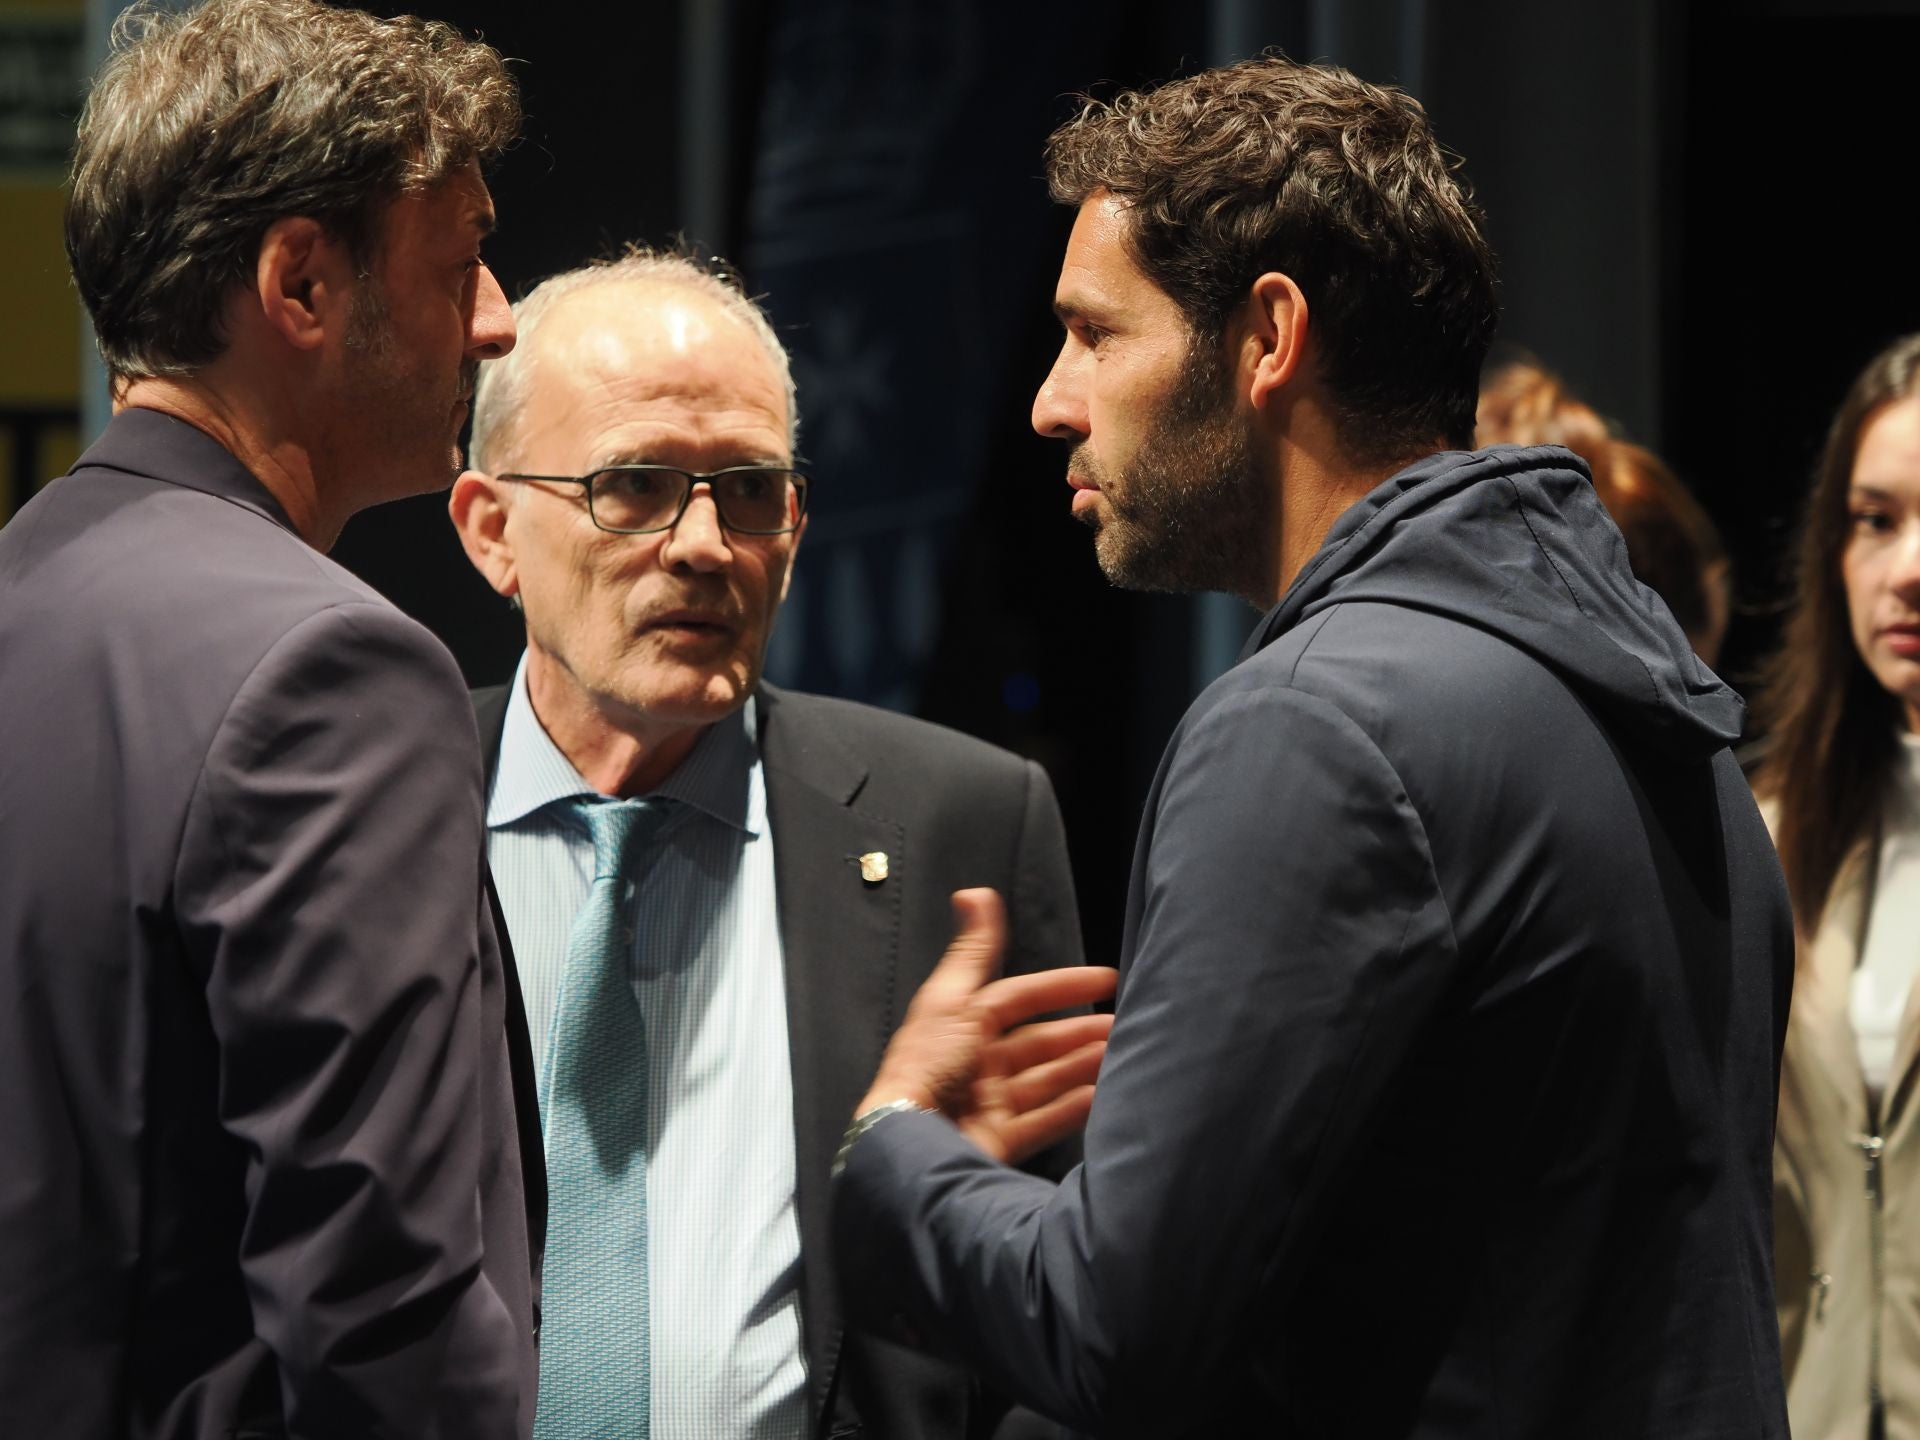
[339,273,471,491]
[1077,331,1273,603]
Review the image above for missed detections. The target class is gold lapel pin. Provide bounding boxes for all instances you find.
[857,851,890,884]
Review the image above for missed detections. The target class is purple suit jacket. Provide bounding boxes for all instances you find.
[0,409,544,1438]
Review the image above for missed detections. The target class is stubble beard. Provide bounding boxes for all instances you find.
[343,280,469,491]
[1075,337,1274,603]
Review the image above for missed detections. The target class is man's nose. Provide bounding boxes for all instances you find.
[468,264,515,360]
[660,485,732,573]
[1032,344,1088,440]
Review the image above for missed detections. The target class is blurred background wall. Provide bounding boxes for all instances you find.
[5,0,1917,959]
[0,0,86,515]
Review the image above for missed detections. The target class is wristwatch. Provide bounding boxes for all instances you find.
[832,1098,932,1180]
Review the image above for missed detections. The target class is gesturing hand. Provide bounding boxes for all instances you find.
[857,888,1118,1165]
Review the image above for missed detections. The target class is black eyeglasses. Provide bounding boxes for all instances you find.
[496,465,809,536]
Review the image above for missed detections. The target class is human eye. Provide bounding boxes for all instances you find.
[1849,503,1896,535]
[1071,318,1111,350]
[1054,304,1111,352]
[602,467,676,500]
[457,252,489,303]
[587,468,685,532]
[452,241,491,279]
[726,469,776,502]
[718,470,796,529]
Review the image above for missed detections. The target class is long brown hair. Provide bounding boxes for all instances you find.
[1753,334,1920,927]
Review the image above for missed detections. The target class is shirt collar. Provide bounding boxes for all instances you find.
[487,654,758,835]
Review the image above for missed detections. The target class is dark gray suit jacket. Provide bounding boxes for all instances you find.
[0,409,544,1438]
[835,447,1792,1438]
[475,679,1084,1439]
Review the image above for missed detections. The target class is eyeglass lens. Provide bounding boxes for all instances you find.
[588,468,803,534]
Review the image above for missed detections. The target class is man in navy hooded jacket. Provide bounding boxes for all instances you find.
[831,55,1796,1439]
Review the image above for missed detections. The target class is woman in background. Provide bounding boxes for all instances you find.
[1477,357,1731,665]
[1756,332,1920,1440]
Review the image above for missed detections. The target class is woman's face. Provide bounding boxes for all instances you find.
[1843,394,1920,730]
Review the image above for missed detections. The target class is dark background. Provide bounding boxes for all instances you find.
[321,0,1920,964]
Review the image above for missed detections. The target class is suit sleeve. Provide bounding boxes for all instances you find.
[835,684,1458,1435]
[174,602,520,1438]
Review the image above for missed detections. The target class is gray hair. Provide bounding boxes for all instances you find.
[469,247,799,474]
[68,0,520,382]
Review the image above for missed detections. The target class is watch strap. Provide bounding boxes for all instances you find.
[832,1097,933,1180]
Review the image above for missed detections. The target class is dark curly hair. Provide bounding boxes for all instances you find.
[1045,53,1500,465]
[68,0,521,382]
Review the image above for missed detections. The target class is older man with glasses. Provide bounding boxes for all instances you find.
[448,248,1103,1440]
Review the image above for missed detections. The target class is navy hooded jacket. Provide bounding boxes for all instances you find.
[835,445,1795,1439]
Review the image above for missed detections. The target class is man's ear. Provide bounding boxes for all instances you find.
[1239,271,1311,413]
[253,215,355,353]
[449,471,520,599]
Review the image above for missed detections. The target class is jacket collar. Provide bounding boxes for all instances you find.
[73,407,297,535]
[756,682,868,804]
[483,655,756,833]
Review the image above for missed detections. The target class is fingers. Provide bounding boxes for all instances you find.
[995,1037,1108,1117]
[988,1013,1115,1075]
[977,964,1118,1032]
[964,1029,1109,1164]
[913,888,1008,1009]
[988,1083,1100,1167]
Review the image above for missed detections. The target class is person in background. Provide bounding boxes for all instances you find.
[448,247,1101,1440]
[1755,331,1920,1440]
[1478,355,1732,666]
[0,2,542,1434]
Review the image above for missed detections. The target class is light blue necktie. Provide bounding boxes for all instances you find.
[534,796,676,1440]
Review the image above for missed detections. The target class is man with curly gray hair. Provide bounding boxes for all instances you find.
[0,2,542,1435]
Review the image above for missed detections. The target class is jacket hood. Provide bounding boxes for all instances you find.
[1245,445,1742,755]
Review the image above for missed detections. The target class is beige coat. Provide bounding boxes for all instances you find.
[1775,827,1920,1440]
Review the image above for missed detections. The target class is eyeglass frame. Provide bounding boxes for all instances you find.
[492,463,811,536]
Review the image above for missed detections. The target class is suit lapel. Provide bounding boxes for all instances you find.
[1878,849,1920,1129]
[757,686,907,1431]
[487,870,547,1277]
[1791,845,1872,1138]
[1803,837,1920,1134]
[1889,979,1920,1130]
[470,683,547,1306]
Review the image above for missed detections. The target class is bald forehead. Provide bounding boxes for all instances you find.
[533,279,785,414]
[491,274,795,482]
